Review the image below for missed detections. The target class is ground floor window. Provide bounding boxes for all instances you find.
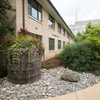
[63,41,65,48]
[49,38,55,51]
[30,33,42,40]
[58,40,61,49]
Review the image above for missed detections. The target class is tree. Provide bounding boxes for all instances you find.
[84,24,100,51]
[74,23,100,48]
[0,0,15,34]
[74,32,84,42]
[74,23,100,59]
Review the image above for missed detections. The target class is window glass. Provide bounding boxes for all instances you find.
[63,29,65,36]
[38,5,42,21]
[28,0,42,21]
[58,23,61,33]
[32,8,37,19]
[30,33,42,41]
[49,15,55,29]
[49,38,55,50]
[63,41,65,48]
[28,0,31,15]
[58,40,61,49]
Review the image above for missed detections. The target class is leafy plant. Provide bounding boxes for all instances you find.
[0,28,44,80]
[62,41,100,72]
[18,28,30,35]
[0,0,16,33]
[55,51,63,59]
[0,33,15,53]
[75,23,100,63]
[94,71,100,76]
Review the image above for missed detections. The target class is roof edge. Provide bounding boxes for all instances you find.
[47,0,75,37]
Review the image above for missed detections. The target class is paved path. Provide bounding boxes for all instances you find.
[37,83,100,100]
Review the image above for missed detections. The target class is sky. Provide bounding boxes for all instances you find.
[50,0,100,25]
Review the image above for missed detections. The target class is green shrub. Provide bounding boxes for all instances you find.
[62,41,100,72]
[55,51,63,59]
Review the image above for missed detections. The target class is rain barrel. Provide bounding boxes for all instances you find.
[7,48,41,84]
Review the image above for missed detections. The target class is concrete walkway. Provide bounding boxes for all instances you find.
[37,83,100,100]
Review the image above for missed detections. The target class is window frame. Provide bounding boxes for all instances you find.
[29,33,42,41]
[49,38,55,51]
[58,40,61,49]
[49,14,55,29]
[58,23,61,33]
[63,41,65,48]
[28,0,42,22]
[63,29,65,36]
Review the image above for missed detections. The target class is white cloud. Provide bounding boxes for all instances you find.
[50,0,100,25]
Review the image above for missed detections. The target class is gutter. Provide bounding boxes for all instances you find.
[47,0,74,37]
[22,0,25,29]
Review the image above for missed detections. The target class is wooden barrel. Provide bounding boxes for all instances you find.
[7,48,41,84]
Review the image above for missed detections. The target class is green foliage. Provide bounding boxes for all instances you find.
[85,22,93,34]
[0,34,15,53]
[0,0,15,33]
[55,51,63,59]
[62,41,100,72]
[63,23,100,72]
[1,28,44,80]
[85,24,100,51]
[74,32,85,42]
[74,23,100,59]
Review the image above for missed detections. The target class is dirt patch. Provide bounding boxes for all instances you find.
[91,69,100,76]
[42,57,63,69]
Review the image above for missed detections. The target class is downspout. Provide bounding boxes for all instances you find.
[22,0,25,29]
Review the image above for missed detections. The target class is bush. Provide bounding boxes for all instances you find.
[55,51,63,59]
[0,34,15,53]
[62,41,100,72]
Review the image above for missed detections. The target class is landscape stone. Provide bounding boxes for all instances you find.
[61,69,80,82]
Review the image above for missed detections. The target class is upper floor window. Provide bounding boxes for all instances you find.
[63,29,65,36]
[67,33,70,39]
[58,23,61,33]
[58,40,61,49]
[28,0,42,21]
[49,14,55,29]
[49,38,55,51]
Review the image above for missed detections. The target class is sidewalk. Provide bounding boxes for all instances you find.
[37,83,100,100]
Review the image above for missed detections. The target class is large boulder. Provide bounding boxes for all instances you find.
[61,69,80,82]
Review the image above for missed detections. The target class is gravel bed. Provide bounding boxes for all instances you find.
[0,67,100,100]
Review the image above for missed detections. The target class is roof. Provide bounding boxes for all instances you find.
[37,0,74,37]
[47,0,74,37]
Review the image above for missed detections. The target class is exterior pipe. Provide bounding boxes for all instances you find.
[22,0,25,29]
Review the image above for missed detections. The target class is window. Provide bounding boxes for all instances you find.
[30,33,42,40]
[63,41,65,48]
[28,0,42,21]
[49,38,55,51]
[58,23,61,33]
[58,40,61,49]
[49,14,55,29]
[63,29,65,36]
[67,33,70,38]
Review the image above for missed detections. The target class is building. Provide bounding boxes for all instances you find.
[69,19,100,35]
[7,0,74,60]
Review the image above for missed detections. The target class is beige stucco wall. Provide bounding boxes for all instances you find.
[8,0,74,60]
